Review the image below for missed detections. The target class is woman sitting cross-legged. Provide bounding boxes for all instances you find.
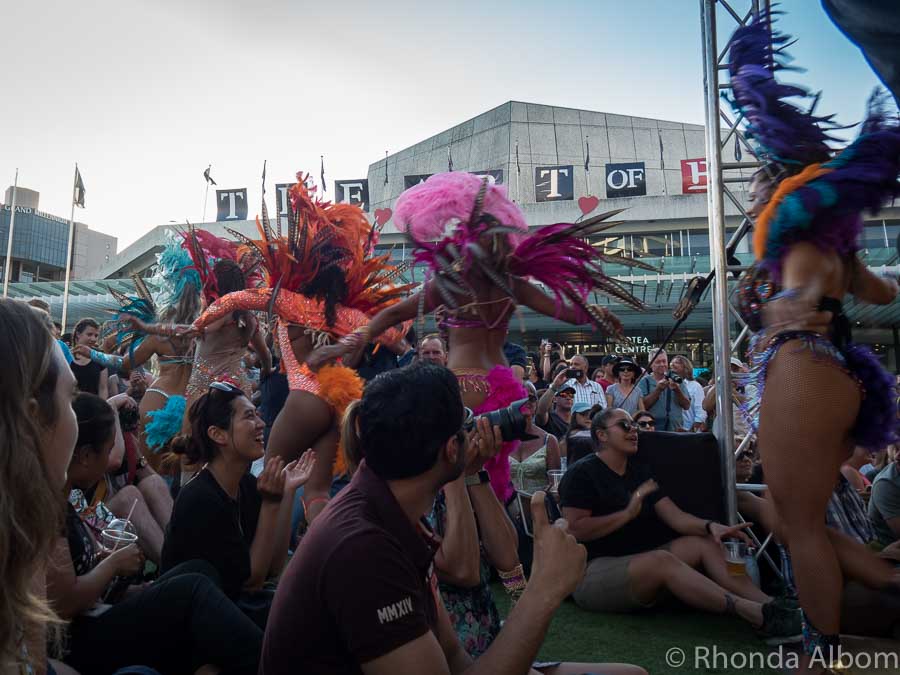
[559,407,802,644]
[47,392,263,675]
[161,380,315,627]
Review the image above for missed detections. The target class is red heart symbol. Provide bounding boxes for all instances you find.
[374,208,392,226]
[578,195,600,216]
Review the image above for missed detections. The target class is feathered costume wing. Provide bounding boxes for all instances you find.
[225,173,414,320]
[727,11,900,450]
[728,11,900,268]
[395,172,652,334]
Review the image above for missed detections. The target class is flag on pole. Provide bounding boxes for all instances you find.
[320,155,327,193]
[73,166,86,208]
[203,164,217,186]
[384,150,389,185]
[448,145,453,172]
[584,137,590,172]
[515,140,520,175]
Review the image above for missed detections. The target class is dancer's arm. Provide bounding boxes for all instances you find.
[249,317,273,376]
[192,289,273,333]
[511,277,623,335]
[848,254,899,305]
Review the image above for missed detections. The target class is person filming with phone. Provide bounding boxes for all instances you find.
[563,354,606,410]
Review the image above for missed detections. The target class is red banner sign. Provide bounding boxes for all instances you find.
[680,158,708,194]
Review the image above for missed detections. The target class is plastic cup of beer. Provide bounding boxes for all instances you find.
[723,541,749,576]
[548,470,565,496]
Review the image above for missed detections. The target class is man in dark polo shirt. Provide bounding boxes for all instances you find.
[260,364,640,675]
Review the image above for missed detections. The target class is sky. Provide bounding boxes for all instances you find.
[0,0,884,249]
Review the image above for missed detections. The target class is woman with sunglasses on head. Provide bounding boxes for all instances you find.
[558,408,801,641]
[728,13,900,667]
[508,382,561,494]
[605,359,645,416]
[161,381,315,627]
[46,390,265,675]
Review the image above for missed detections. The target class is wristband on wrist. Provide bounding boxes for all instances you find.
[464,470,490,487]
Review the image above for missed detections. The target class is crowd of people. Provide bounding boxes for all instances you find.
[5,10,900,668]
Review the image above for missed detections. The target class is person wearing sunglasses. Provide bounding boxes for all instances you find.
[162,380,315,627]
[633,411,655,432]
[604,359,645,416]
[558,408,802,642]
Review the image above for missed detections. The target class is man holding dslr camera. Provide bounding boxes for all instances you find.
[638,350,690,432]
[261,364,645,675]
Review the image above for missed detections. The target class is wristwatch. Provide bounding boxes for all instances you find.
[465,470,490,487]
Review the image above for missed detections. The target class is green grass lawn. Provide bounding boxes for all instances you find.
[492,584,781,675]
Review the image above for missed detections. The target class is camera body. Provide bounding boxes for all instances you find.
[565,368,583,379]
[464,398,537,442]
[665,370,684,384]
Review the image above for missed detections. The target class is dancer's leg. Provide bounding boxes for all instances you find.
[139,389,170,474]
[266,391,335,524]
[758,342,859,639]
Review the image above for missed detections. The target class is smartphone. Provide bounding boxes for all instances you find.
[565,368,581,379]
[544,491,563,524]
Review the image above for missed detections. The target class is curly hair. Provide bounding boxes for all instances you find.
[213,259,246,297]
[0,299,65,669]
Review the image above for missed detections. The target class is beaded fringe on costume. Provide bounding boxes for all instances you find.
[737,330,897,451]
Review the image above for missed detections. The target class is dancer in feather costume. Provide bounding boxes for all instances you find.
[129,228,272,480]
[181,173,411,523]
[312,171,652,504]
[727,10,900,668]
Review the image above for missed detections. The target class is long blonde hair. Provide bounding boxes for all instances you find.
[0,299,65,668]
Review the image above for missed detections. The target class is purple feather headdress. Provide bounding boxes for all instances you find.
[727,9,835,167]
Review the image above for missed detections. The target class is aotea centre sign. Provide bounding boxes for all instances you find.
[614,335,656,355]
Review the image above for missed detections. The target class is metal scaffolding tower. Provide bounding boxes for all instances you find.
[699,0,770,525]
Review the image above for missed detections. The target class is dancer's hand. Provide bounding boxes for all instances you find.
[72,344,92,360]
[529,491,587,603]
[709,521,753,545]
[257,457,286,501]
[306,343,350,372]
[122,315,148,333]
[626,479,659,518]
[173,324,200,338]
[282,450,316,492]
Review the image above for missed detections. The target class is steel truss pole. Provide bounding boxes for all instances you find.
[700,0,770,526]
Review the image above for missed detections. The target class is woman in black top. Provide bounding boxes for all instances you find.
[162,381,314,624]
[47,392,263,675]
[69,318,108,398]
[558,408,800,641]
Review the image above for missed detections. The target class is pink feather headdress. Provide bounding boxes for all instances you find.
[394,172,528,243]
